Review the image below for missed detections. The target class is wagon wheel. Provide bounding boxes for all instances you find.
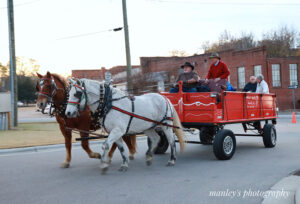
[262,124,276,148]
[213,129,236,160]
[147,128,169,154]
[200,127,215,145]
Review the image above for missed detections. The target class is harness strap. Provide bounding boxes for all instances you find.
[112,106,179,129]
[125,98,135,135]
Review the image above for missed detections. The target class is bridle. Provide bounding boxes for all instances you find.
[67,83,87,110]
[38,76,69,117]
[38,77,58,102]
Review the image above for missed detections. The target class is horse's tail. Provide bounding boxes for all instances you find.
[172,106,185,153]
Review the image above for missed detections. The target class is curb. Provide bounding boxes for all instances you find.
[0,136,147,155]
[262,172,300,204]
[296,187,300,204]
[18,118,56,123]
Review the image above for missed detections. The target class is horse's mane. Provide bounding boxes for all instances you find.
[112,86,127,97]
[82,78,127,97]
[51,73,69,89]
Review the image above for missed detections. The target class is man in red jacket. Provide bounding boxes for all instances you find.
[205,52,230,83]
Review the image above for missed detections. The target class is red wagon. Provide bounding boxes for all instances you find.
[159,81,278,160]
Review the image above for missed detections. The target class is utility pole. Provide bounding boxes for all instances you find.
[7,0,18,127]
[122,0,133,93]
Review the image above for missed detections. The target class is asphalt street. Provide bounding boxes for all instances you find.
[1,118,300,204]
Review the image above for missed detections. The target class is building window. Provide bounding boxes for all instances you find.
[272,64,281,87]
[254,65,262,76]
[289,64,298,86]
[238,67,245,89]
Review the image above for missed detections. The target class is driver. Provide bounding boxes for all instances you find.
[170,62,199,93]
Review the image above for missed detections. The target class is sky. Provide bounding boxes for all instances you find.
[0,0,300,75]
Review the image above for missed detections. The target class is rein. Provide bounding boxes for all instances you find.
[111,106,178,129]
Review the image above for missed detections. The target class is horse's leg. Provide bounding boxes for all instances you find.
[101,128,125,173]
[123,135,136,160]
[108,143,118,164]
[115,138,129,172]
[59,124,72,168]
[80,132,101,159]
[161,126,177,166]
[144,129,160,166]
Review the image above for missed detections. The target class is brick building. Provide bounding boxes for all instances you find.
[72,65,140,83]
[140,47,300,110]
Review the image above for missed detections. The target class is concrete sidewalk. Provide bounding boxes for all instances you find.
[262,170,300,204]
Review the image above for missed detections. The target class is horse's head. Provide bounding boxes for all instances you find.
[65,78,87,118]
[36,71,57,110]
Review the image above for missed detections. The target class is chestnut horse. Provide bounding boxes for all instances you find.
[36,72,136,168]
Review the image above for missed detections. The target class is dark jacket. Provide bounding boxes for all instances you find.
[242,82,257,92]
[176,71,199,88]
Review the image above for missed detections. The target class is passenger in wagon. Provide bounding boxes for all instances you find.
[256,74,269,94]
[243,76,257,92]
[169,62,198,93]
[205,52,230,83]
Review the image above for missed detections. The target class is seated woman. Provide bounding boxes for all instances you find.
[169,62,198,93]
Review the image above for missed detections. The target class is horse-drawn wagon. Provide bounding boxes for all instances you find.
[40,73,278,171]
[159,81,278,160]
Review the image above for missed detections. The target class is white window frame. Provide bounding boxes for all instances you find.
[237,67,245,89]
[272,64,281,87]
[254,65,262,77]
[289,64,298,86]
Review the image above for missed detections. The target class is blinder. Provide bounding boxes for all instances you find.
[74,91,83,99]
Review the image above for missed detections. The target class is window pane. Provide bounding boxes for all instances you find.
[289,64,298,86]
[272,64,281,87]
[238,67,245,89]
[254,65,262,76]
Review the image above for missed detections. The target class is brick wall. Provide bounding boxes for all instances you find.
[267,57,300,109]
[72,65,140,82]
[140,47,267,89]
[140,47,300,110]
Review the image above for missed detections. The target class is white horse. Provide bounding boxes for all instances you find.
[65,78,185,172]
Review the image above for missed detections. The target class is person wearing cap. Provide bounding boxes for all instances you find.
[205,52,230,83]
[256,74,269,94]
[169,62,198,93]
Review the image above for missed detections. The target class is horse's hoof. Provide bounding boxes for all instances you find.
[129,155,134,160]
[118,165,128,172]
[91,152,101,159]
[60,162,70,168]
[100,163,109,174]
[146,160,152,166]
[166,161,175,167]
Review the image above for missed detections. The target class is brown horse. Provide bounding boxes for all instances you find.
[36,71,136,168]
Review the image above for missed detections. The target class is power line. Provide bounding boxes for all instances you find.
[56,27,123,40]
[0,0,42,9]
[146,0,300,6]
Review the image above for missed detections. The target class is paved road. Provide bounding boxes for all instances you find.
[1,118,300,204]
[18,106,56,123]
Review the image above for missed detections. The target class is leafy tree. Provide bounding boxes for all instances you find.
[17,75,37,103]
[15,57,40,76]
[0,63,8,77]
